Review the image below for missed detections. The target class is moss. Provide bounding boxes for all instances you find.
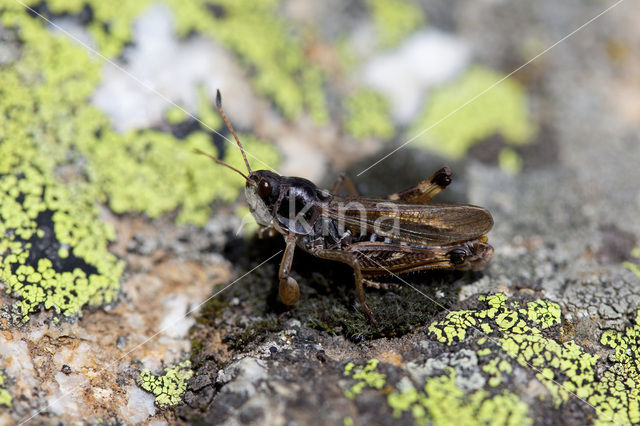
[0,370,11,408]
[429,294,640,425]
[343,359,531,425]
[409,67,535,160]
[222,317,281,351]
[166,0,328,123]
[138,360,193,407]
[197,297,229,325]
[297,269,460,342]
[367,0,426,48]
[343,88,394,141]
[197,233,463,343]
[189,338,204,360]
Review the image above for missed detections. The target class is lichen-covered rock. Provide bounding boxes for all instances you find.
[0,370,11,408]
[138,360,194,407]
[1,0,640,425]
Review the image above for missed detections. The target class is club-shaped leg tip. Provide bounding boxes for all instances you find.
[279,277,300,305]
[431,167,452,188]
[216,89,222,108]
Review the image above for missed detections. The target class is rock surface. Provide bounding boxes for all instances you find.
[1,0,640,425]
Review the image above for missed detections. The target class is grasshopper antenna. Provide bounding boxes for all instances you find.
[194,149,250,182]
[215,89,252,174]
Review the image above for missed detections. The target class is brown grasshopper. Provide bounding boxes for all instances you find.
[198,90,494,323]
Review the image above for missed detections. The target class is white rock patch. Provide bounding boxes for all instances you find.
[92,4,256,132]
[362,30,470,124]
[121,385,156,424]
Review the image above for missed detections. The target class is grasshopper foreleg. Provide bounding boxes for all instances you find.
[278,233,300,306]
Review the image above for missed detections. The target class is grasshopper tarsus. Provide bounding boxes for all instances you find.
[364,307,377,325]
[200,90,494,325]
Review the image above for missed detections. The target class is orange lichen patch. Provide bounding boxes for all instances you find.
[376,351,403,367]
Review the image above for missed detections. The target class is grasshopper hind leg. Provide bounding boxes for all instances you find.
[311,248,377,324]
[330,173,360,196]
[388,166,452,203]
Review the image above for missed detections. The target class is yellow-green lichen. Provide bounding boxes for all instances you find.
[11,0,330,122]
[0,31,123,319]
[165,106,189,125]
[138,360,193,407]
[42,0,151,58]
[409,67,536,160]
[343,88,394,141]
[498,147,523,175]
[167,0,328,123]
[482,357,513,388]
[429,294,640,425]
[343,359,387,399]
[597,309,640,425]
[195,85,222,131]
[367,0,426,48]
[77,128,278,225]
[625,248,640,279]
[390,371,530,426]
[0,2,280,321]
[0,161,123,321]
[343,359,531,425]
[0,370,11,408]
[623,262,640,279]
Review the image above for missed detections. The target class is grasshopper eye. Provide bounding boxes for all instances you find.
[258,179,272,199]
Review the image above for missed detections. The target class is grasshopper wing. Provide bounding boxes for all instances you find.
[324,196,493,245]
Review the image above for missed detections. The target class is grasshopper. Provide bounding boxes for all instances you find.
[198,90,494,323]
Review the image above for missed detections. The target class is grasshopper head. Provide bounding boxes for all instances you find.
[247,170,325,235]
[245,170,281,228]
[196,90,324,235]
